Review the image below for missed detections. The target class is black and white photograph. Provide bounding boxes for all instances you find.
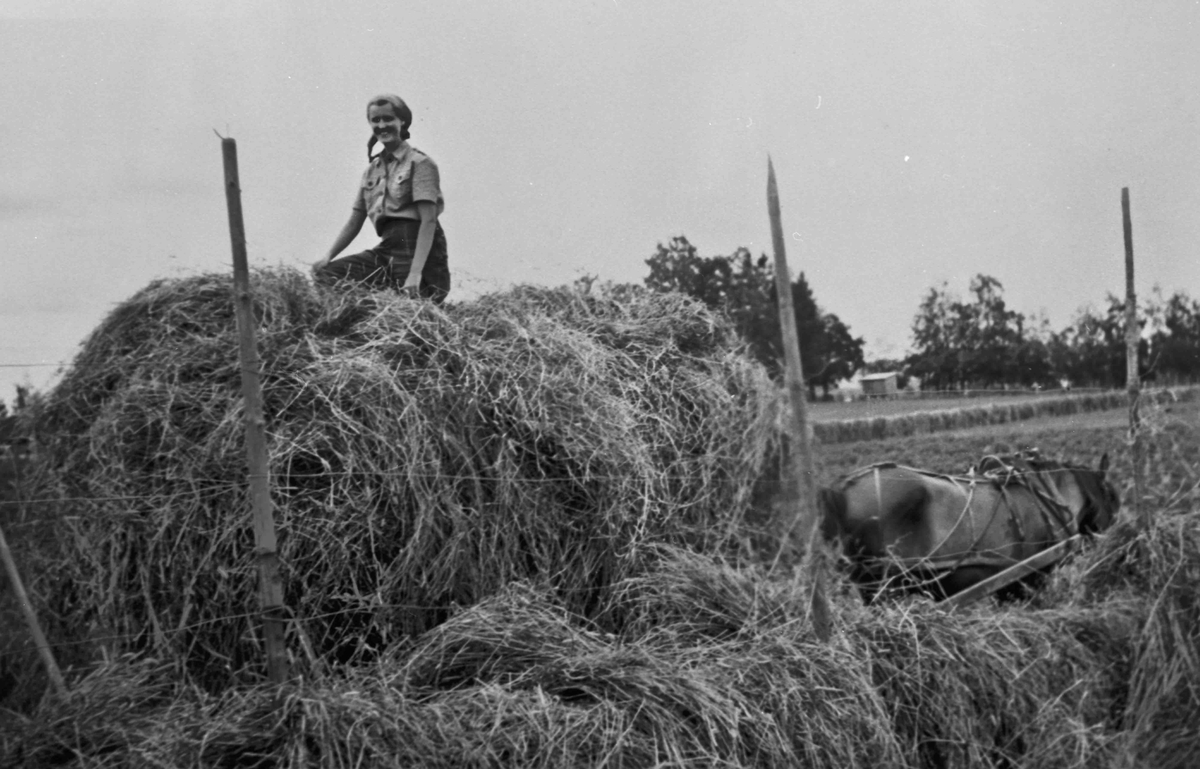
[2,2,1198,766]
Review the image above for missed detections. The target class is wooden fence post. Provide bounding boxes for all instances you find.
[221,136,289,684]
[767,157,832,641]
[1122,187,1146,528]
[0,519,67,698]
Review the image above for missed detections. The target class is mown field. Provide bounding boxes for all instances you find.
[1,274,1197,769]
[808,391,1079,422]
[817,394,1197,484]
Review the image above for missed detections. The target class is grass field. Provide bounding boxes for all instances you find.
[816,394,1196,494]
[808,390,1098,422]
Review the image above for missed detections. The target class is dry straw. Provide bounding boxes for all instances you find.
[5,270,1200,768]
[9,525,1198,767]
[17,269,781,684]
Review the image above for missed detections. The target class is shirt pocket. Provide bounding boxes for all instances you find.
[391,159,414,191]
[362,174,385,197]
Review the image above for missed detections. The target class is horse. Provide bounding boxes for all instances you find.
[818,450,1120,601]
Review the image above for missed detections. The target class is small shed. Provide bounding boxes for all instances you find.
[860,371,899,398]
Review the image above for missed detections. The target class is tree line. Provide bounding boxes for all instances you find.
[643,236,1200,394]
[903,275,1200,390]
[644,236,864,398]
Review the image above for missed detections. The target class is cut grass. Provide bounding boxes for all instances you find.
[3,271,1198,768]
[5,270,783,694]
[7,508,1198,768]
[809,392,1080,422]
[811,388,1196,444]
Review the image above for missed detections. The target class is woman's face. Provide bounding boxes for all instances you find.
[368,103,404,150]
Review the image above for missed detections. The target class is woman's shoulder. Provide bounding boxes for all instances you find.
[408,146,438,167]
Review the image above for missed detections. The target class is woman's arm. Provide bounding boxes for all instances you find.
[401,201,438,293]
[313,209,367,273]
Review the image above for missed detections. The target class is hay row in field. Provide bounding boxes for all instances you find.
[6,508,1199,769]
[814,386,1199,444]
[13,270,783,688]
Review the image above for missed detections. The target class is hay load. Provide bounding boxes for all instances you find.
[22,269,780,682]
[11,523,1200,768]
[9,311,1200,767]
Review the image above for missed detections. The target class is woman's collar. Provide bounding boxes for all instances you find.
[378,140,412,162]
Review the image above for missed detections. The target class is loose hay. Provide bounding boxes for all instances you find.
[10,535,1196,768]
[6,269,1200,768]
[1072,512,1200,766]
[19,270,781,683]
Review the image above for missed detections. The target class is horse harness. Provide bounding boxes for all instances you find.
[975,454,1078,543]
[837,458,1081,579]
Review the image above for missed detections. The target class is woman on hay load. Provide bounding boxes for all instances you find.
[312,94,451,302]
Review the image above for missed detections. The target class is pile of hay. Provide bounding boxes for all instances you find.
[18,269,781,684]
[7,515,1199,768]
[9,269,1200,768]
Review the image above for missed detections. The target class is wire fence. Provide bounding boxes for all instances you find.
[3,384,1191,520]
[0,461,1123,534]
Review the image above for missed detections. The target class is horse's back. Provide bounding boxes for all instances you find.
[821,455,1118,600]
[831,464,1023,564]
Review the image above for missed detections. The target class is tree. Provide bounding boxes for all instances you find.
[645,236,780,370]
[907,274,1027,390]
[1051,296,1149,388]
[907,281,967,390]
[644,236,864,394]
[1051,307,1113,387]
[961,275,1023,386]
[813,311,866,396]
[1008,314,1055,388]
[787,273,865,398]
[1145,288,1200,382]
[906,274,1195,391]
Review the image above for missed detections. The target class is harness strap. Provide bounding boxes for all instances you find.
[839,456,1088,583]
[921,474,979,574]
[986,462,1076,542]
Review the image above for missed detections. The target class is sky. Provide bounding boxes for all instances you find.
[2,1,1199,407]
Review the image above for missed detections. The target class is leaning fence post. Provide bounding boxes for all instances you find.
[767,157,832,641]
[1121,187,1146,528]
[0,519,67,698]
[220,135,289,684]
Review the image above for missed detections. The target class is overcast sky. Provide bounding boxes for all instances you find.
[2,1,1198,406]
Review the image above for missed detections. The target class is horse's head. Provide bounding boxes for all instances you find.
[1064,453,1120,535]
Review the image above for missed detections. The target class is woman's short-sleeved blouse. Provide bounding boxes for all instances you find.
[353,142,444,228]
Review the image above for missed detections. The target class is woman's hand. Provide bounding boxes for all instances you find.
[317,210,367,275]
[400,202,438,301]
